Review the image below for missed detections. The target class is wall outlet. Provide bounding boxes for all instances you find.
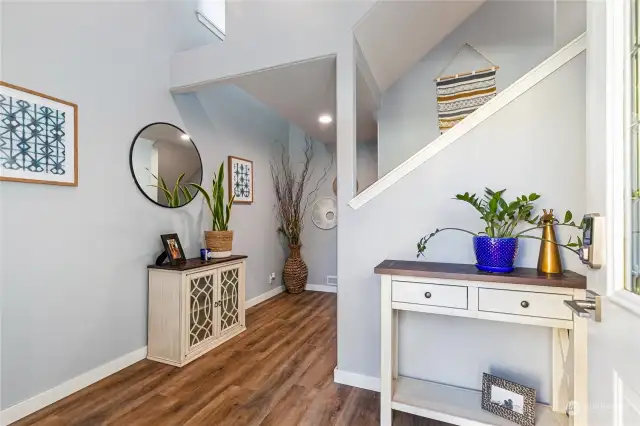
[269,272,276,284]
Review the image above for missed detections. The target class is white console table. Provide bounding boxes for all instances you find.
[376,260,587,426]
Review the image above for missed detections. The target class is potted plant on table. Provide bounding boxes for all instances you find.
[189,162,235,258]
[416,188,583,273]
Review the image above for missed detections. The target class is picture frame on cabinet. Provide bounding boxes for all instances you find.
[481,373,536,426]
[161,233,186,265]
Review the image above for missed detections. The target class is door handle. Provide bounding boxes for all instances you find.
[564,290,602,322]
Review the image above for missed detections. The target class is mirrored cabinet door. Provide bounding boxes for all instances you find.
[218,264,244,335]
[187,270,217,352]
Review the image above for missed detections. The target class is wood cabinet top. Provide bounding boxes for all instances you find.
[148,255,247,271]
[374,260,586,289]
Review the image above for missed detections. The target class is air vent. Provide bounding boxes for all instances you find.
[326,275,338,286]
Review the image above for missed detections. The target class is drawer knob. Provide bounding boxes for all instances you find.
[521,300,530,308]
[424,292,432,299]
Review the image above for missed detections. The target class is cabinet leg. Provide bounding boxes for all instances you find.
[381,275,393,426]
[570,316,588,426]
[552,328,570,413]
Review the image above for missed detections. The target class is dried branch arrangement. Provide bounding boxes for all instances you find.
[270,135,333,245]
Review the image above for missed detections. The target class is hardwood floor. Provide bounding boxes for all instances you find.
[15,291,446,426]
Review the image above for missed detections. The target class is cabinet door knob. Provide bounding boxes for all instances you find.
[521,301,530,308]
[424,292,432,299]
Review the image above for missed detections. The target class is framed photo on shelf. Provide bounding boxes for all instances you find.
[0,81,78,186]
[161,233,186,265]
[481,373,536,426]
[228,155,253,204]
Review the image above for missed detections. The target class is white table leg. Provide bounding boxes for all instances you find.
[381,275,393,426]
[552,327,570,413]
[570,316,588,426]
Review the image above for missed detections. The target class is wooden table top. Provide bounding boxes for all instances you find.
[374,260,587,289]
[148,255,247,271]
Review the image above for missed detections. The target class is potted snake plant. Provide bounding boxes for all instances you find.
[189,162,235,258]
[416,188,583,273]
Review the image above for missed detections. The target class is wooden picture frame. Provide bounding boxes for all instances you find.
[0,81,78,186]
[228,155,253,204]
[481,373,536,426]
[161,233,186,265]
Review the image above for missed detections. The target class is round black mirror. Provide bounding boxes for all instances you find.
[129,122,203,208]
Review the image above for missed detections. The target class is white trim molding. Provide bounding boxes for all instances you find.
[334,367,380,392]
[245,285,284,309]
[1,347,148,426]
[306,284,337,293]
[348,33,587,210]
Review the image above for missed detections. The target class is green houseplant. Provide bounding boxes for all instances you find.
[189,162,235,258]
[147,169,195,208]
[416,188,584,272]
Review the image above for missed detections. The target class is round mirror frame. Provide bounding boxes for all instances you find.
[129,122,203,209]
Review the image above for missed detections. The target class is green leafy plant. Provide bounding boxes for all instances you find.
[147,169,194,207]
[416,188,584,258]
[188,162,234,231]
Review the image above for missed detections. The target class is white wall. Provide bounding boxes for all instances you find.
[377,0,562,176]
[131,137,158,202]
[0,2,283,410]
[171,0,375,90]
[338,52,587,404]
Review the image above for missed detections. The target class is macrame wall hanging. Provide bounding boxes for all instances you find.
[435,43,499,134]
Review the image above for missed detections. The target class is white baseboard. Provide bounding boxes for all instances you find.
[245,285,284,309]
[1,346,148,426]
[306,284,337,293]
[333,367,380,392]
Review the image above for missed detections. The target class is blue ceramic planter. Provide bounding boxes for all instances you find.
[473,236,519,273]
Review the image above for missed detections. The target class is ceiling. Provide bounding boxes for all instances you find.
[354,0,485,92]
[139,123,192,146]
[205,1,486,143]
[220,56,379,144]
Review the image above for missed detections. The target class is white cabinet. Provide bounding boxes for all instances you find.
[147,256,246,367]
[376,260,588,426]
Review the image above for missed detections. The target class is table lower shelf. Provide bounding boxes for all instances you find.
[392,376,568,426]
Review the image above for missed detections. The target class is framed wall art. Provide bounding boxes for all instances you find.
[0,81,78,186]
[481,373,536,426]
[228,155,253,204]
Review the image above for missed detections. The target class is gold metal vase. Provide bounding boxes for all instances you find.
[537,209,563,274]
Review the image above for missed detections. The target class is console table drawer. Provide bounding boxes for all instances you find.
[393,281,467,309]
[478,288,572,320]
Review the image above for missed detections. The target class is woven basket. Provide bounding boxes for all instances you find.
[205,230,233,257]
[283,244,308,293]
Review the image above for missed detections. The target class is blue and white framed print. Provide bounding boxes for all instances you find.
[0,81,78,186]
[228,155,253,204]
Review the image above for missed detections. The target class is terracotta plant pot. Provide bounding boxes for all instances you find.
[205,230,234,258]
[283,244,308,293]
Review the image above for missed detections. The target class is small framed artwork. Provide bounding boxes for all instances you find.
[0,81,78,186]
[481,373,536,426]
[161,233,186,265]
[228,155,253,204]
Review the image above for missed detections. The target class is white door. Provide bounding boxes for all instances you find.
[186,269,218,354]
[217,262,244,335]
[585,1,640,424]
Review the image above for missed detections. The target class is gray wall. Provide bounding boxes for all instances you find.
[185,84,289,301]
[288,125,378,286]
[0,2,284,409]
[377,0,562,176]
[338,53,587,404]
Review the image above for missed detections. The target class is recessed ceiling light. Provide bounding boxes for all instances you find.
[318,114,333,124]
[180,134,190,140]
